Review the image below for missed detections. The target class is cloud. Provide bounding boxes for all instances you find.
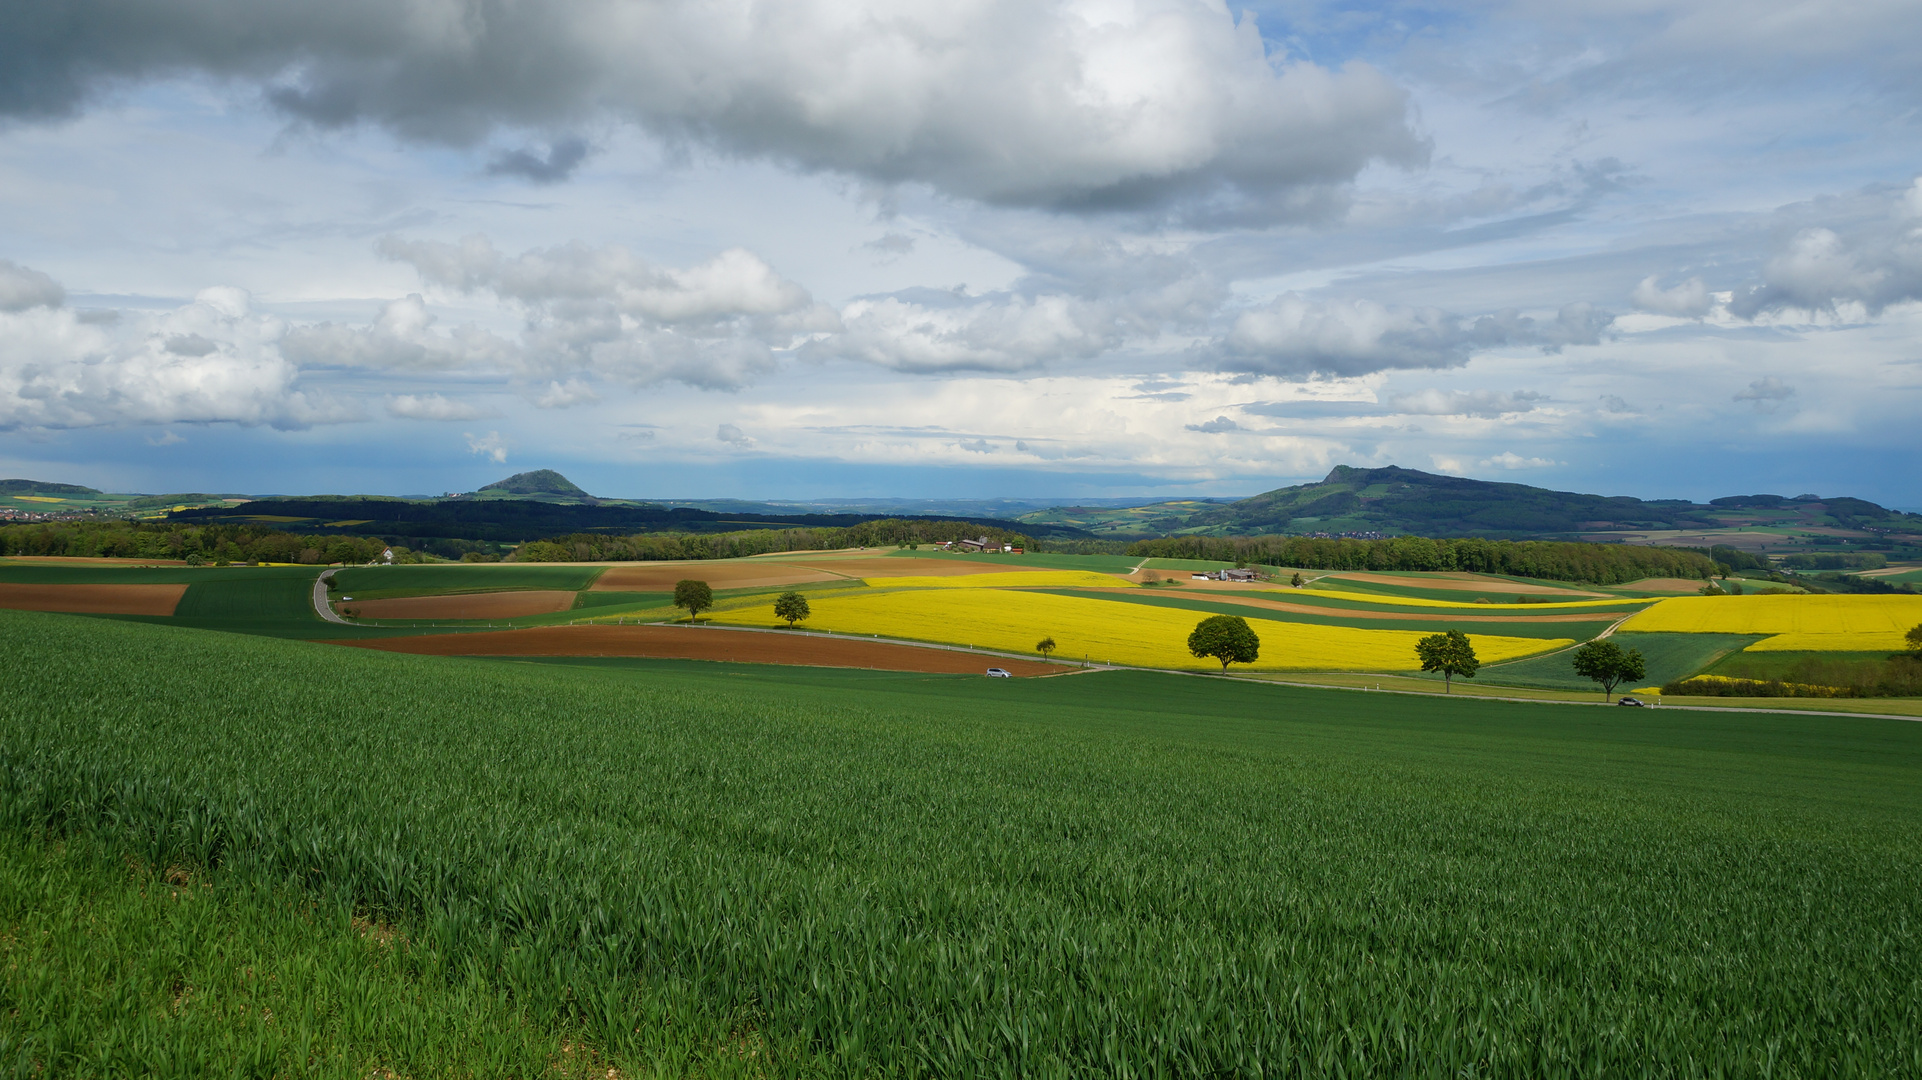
[163,333,219,357]
[1727,182,1922,319]
[1185,415,1242,433]
[145,430,185,446]
[958,438,995,453]
[0,279,341,430]
[281,294,517,371]
[0,259,64,312]
[380,234,831,389]
[485,137,591,184]
[531,379,598,409]
[1733,377,1796,411]
[464,430,508,463]
[1209,294,1612,378]
[0,1,1420,221]
[716,423,752,446]
[386,393,493,421]
[1631,275,1712,318]
[1479,452,1558,470]
[1388,389,1548,417]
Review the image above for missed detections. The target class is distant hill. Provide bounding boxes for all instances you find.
[169,496,1094,543]
[1020,465,1920,541]
[474,469,592,499]
[0,479,102,496]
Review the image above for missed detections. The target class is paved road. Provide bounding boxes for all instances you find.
[312,569,349,625]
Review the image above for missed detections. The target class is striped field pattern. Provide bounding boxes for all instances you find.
[716,587,1573,670]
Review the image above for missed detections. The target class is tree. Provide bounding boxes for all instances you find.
[773,590,811,627]
[1036,636,1057,659]
[1571,639,1647,702]
[1188,615,1260,672]
[673,579,714,621]
[1290,572,1304,588]
[1415,630,1479,693]
[1906,623,1922,656]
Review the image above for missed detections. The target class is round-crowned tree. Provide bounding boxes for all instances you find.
[773,590,811,627]
[1571,639,1647,702]
[1037,636,1057,659]
[1188,615,1260,673]
[673,579,714,622]
[1415,630,1479,693]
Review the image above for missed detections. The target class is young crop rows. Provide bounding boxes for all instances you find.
[3,609,1919,1075]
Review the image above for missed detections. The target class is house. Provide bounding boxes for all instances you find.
[957,536,994,552]
[1222,568,1257,582]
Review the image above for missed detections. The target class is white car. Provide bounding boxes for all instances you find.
[985,668,1012,678]
[1617,696,1646,707]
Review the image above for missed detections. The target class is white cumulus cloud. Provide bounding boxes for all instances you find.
[0,1,1422,221]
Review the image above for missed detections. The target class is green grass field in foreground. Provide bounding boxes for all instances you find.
[4,608,1920,1075]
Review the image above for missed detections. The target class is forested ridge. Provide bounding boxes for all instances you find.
[1128,534,1718,584]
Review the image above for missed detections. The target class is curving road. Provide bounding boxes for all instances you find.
[312,568,349,625]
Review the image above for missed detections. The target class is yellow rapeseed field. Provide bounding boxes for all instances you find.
[714,588,1570,671]
[1618,594,1922,651]
[861,571,1132,590]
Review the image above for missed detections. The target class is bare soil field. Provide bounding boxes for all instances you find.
[340,590,578,619]
[793,557,1054,578]
[1083,588,1622,624]
[1620,577,1712,593]
[590,564,845,591]
[0,556,190,566]
[0,582,187,615]
[333,624,1074,676]
[1324,572,1608,596]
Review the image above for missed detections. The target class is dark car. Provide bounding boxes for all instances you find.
[1617,696,1645,707]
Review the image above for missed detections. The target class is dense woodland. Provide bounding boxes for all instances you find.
[514,519,1032,562]
[1126,534,1719,584]
[0,520,391,565]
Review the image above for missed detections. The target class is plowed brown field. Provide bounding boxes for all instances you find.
[1619,577,1713,593]
[1322,572,1608,596]
[0,582,187,615]
[341,590,578,619]
[333,624,1073,676]
[795,557,1048,578]
[1081,588,1622,624]
[590,564,844,591]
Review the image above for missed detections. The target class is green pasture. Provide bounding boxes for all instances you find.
[1474,632,1764,693]
[0,563,244,585]
[1705,649,1901,680]
[1037,587,1613,639]
[330,563,606,597]
[3,609,1920,1075]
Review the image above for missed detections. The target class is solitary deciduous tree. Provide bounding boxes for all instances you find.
[673,579,714,622]
[773,590,811,627]
[1290,572,1304,588]
[1570,639,1647,702]
[1415,630,1479,693]
[1188,615,1260,673]
[1907,623,1922,656]
[1036,636,1057,659]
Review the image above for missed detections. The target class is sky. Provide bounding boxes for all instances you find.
[0,0,1918,506]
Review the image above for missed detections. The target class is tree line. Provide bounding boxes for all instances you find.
[0,520,392,565]
[513,519,1033,562]
[1122,534,1717,585]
